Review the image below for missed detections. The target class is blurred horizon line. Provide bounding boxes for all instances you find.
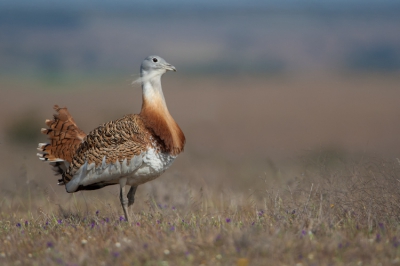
[1,0,399,82]
[1,0,400,12]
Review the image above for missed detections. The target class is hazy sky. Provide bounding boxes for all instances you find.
[1,0,399,75]
[1,0,399,9]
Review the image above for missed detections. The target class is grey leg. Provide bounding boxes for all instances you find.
[127,186,138,207]
[119,178,129,222]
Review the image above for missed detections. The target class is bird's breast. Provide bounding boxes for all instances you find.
[127,148,177,186]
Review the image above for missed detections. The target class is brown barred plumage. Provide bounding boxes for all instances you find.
[63,114,153,184]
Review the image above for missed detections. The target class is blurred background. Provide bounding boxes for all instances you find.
[1,0,400,207]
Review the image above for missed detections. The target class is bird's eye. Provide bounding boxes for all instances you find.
[152,58,158,62]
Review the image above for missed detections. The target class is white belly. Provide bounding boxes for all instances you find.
[66,148,176,192]
[127,148,176,186]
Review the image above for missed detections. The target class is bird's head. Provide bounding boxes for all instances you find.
[140,55,176,78]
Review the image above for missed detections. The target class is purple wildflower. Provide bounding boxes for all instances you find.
[112,252,119,258]
[379,223,384,230]
[376,233,381,242]
[45,221,49,226]
[90,222,95,229]
[157,220,161,224]
[258,210,264,216]
[105,218,110,223]
[301,230,306,236]
[16,223,21,228]
[226,218,231,223]
[393,237,399,248]
[170,226,175,231]
[57,219,62,224]
[96,210,99,216]
[119,216,125,222]
[172,206,176,210]
[251,221,255,226]
[47,242,54,248]
[25,221,28,227]
[136,222,140,226]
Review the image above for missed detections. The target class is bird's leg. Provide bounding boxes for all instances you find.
[127,186,138,207]
[119,178,129,222]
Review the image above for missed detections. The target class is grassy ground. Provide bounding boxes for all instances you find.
[2,74,400,265]
[1,154,400,265]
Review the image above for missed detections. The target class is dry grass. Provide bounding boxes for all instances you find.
[1,153,400,265]
[2,73,400,265]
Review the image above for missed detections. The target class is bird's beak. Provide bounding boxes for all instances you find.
[164,64,177,72]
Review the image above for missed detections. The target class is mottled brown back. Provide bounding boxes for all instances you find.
[62,114,151,183]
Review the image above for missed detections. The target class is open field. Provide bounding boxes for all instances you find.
[1,73,400,265]
[1,155,400,265]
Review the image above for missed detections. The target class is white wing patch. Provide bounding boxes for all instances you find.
[65,148,177,193]
[66,155,143,193]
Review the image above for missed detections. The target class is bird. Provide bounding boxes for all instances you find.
[37,55,185,221]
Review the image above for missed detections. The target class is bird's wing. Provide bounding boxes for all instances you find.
[64,114,150,192]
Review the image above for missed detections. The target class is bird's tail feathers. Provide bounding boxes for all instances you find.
[37,105,86,179]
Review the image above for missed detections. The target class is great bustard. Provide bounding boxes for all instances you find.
[37,56,185,221]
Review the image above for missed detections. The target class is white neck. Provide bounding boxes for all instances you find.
[141,70,169,112]
[138,68,185,155]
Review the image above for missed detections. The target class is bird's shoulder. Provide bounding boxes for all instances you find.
[85,114,149,145]
[70,114,152,169]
